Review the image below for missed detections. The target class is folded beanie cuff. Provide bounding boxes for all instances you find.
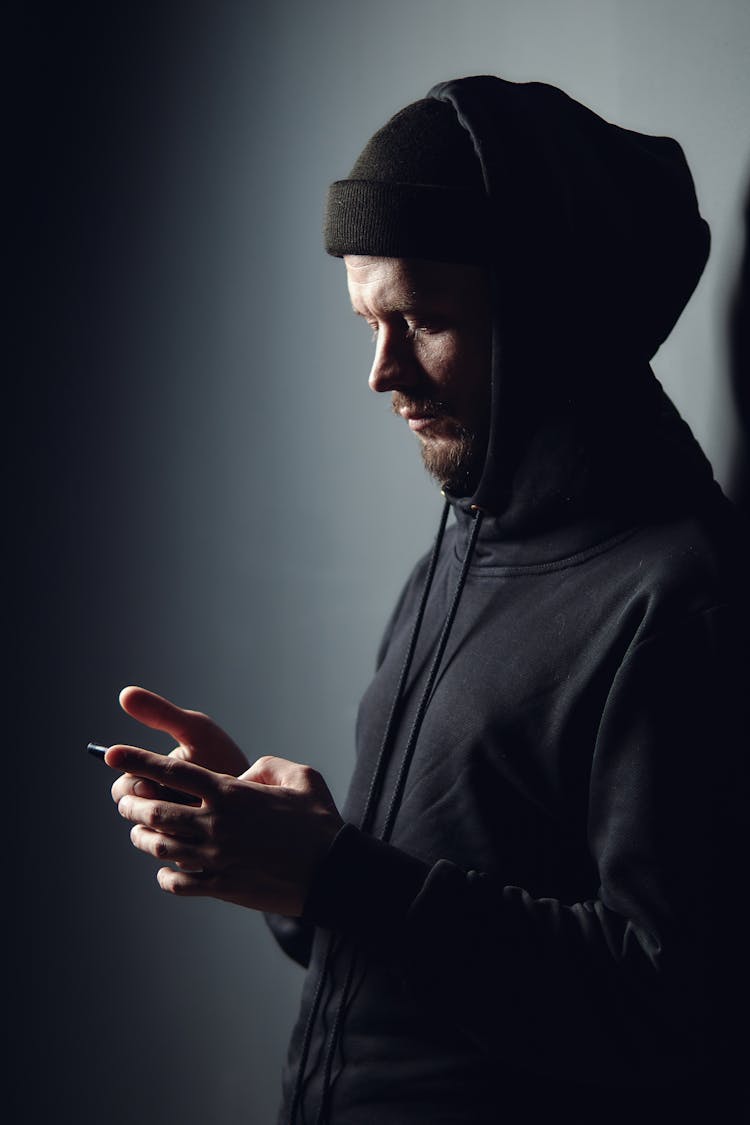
[324,179,490,263]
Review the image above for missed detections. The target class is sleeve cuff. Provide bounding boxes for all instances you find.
[302,822,431,961]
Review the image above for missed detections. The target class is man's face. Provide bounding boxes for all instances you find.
[345,256,492,496]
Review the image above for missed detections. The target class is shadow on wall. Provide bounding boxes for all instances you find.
[729,165,750,524]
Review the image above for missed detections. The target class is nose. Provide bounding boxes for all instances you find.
[368,326,420,395]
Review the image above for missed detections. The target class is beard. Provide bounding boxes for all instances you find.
[392,393,487,497]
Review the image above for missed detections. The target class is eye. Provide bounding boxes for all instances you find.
[404,321,435,340]
[404,315,445,338]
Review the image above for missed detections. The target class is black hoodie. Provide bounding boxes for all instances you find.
[269,77,749,1123]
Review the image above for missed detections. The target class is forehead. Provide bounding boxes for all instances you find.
[344,255,486,310]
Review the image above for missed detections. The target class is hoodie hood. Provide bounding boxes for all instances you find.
[429,77,710,364]
[427,77,714,520]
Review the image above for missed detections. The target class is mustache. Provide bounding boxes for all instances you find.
[391,393,452,418]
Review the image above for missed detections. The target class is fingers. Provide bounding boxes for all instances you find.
[110,773,201,806]
[157,867,216,896]
[154,863,304,914]
[129,824,207,868]
[111,774,162,803]
[154,864,268,902]
[117,792,204,839]
[104,744,221,800]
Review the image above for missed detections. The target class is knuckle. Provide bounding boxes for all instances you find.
[215,775,236,801]
[159,757,181,782]
[148,802,166,827]
[201,811,220,842]
[253,755,275,771]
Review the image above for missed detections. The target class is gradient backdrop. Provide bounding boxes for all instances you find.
[15,2,749,1121]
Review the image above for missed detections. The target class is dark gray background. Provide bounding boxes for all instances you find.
[14,2,749,1122]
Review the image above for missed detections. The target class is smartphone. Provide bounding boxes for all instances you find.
[87,743,199,805]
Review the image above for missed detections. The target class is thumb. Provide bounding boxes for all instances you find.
[118,685,207,745]
[242,755,318,790]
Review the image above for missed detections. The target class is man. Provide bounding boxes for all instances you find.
[105,77,748,1121]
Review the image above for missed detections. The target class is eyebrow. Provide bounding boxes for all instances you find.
[351,301,427,319]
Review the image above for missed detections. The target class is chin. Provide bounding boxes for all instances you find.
[421,434,484,498]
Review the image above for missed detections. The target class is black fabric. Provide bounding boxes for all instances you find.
[272,498,748,1120]
[268,75,748,1122]
[347,98,485,190]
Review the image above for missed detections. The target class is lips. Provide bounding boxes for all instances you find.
[391,394,456,439]
[396,397,445,419]
[404,414,438,432]
[399,404,453,434]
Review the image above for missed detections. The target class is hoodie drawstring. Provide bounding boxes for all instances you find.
[380,504,484,843]
[360,496,451,836]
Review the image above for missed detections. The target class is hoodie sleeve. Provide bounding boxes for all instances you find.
[264,911,315,969]
[302,602,748,1087]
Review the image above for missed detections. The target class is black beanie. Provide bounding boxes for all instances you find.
[324,98,490,263]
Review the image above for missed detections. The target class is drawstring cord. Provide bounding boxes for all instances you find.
[360,497,451,836]
[294,501,485,1123]
[312,948,360,1125]
[380,505,484,843]
[287,932,337,1125]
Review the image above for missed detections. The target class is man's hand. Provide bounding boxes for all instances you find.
[106,686,343,916]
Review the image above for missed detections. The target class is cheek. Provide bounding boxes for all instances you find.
[419,337,464,390]
[445,345,491,416]
[415,329,491,419]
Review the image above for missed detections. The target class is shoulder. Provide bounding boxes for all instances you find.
[599,496,747,632]
[593,495,746,666]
